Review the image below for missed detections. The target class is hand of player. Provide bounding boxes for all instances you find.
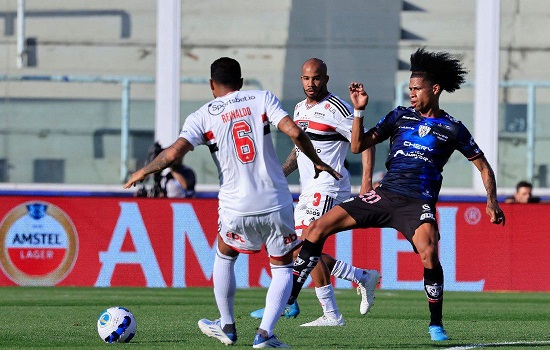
[349,82,369,111]
[123,170,146,189]
[487,202,505,226]
[359,184,373,195]
[313,162,343,180]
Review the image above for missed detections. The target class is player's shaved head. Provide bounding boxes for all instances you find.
[303,58,327,75]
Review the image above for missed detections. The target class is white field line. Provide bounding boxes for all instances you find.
[445,340,550,350]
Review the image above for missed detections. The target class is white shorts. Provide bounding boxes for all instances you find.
[218,203,300,259]
[294,191,348,236]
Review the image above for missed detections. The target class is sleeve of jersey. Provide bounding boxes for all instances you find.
[372,108,399,141]
[264,90,289,126]
[456,123,484,160]
[179,112,205,147]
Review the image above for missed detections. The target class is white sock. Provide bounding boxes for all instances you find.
[259,263,292,337]
[315,284,341,319]
[213,248,237,328]
[331,259,364,284]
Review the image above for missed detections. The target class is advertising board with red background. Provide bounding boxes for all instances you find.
[0,196,547,291]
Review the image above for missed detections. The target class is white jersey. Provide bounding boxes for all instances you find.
[180,90,293,215]
[293,93,354,198]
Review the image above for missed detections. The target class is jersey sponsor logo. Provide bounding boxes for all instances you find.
[432,130,449,141]
[437,123,452,130]
[0,201,78,286]
[324,103,330,109]
[393,150,431,163]
[314,111,326,118]
[420,212,435,221]
[208,95,256,115]
[305,208,321,217]
[404,141,433,152]
[208,101,226,115]
[399,126,415,130]
[402,115,420,121]
[418,125,431,137]
[422,204,432,212]
[283,233,299,245]
[226,231,245,243]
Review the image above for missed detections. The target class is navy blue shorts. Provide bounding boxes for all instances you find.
[338,186,438,252]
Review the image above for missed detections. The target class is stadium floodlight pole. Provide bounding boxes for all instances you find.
[155,0,182,148]
[473,0,500,194]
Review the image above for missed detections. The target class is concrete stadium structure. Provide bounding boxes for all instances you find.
[0,0,548,195]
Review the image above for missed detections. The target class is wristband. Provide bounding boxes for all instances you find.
[353,109,364,118]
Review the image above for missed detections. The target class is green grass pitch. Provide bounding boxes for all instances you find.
[1,286,549,349]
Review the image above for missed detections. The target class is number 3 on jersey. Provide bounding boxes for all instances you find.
[232,120,256,163]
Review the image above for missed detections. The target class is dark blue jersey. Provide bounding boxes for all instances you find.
[371,106,483,201]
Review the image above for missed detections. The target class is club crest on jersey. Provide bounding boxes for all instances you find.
[297,121,309,130]
[418,125,431,137]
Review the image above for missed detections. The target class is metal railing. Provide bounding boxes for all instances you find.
[0,74,263,182]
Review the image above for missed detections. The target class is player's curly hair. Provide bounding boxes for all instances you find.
[410,48,467,93]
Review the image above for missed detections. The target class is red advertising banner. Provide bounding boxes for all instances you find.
[0,196,547,291]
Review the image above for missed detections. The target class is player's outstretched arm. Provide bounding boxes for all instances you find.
[348,82,378,154]
[123,137,194,189]
[359,145,376,194]
[281,148,298,177]
[277,116,342,180]
[472,156,505,226]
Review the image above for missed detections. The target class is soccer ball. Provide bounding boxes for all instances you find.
[97,307,137,343]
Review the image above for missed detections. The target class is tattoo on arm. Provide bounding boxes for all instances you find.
[282,148,298,177]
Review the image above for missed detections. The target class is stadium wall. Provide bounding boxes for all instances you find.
[0,196,547,292]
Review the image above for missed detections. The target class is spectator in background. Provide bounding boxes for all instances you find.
[505,181,540,203]
[162,156,196,198]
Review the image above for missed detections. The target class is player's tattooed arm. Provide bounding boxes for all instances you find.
[472,155,505,226]
[123,137,193,189]
[282,148,298,177]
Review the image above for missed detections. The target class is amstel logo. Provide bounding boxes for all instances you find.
[0,201,78,286]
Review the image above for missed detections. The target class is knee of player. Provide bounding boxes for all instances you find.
[306,219,328,242]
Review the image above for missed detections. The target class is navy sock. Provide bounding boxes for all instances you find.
[424,263,444,326]
[288,239,323,304]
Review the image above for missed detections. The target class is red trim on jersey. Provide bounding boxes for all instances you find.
[296,120,336,132]
[467,153,483,161]
[295,220,309,231]
[225,244,262,255]
[204,130,215,141]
